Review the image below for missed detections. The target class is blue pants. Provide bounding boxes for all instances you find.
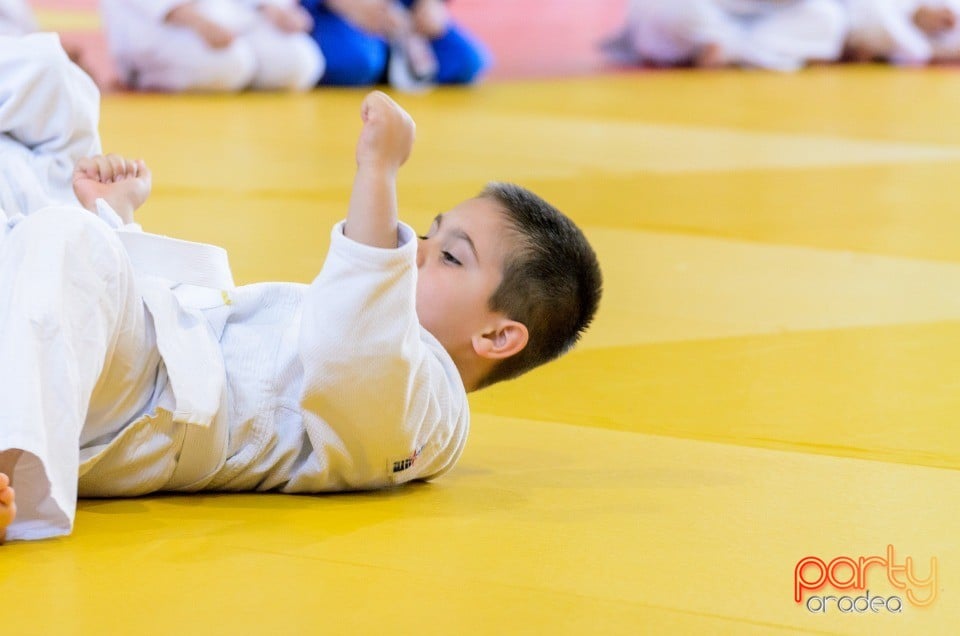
[301,1,490,86]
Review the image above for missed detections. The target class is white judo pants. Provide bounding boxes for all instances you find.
[0,33,101,218]
[0,34,161,540]
[0,0,36,36]
[102,0,325,92]
[625,0,848,70]
[0,210,161,541]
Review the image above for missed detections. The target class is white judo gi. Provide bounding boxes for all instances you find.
[845,0,960,64]
[0,33,101,227]
[0,0,36,36]
[0,34,469,541]
[623,0,848,70]
[100,0,325,91]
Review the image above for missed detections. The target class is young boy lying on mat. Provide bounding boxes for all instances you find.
[0,33,602,543]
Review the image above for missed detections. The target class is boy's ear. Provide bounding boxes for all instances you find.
[472,319,528,361]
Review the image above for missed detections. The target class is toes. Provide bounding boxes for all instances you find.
[106,154,127,181]
[94,155,112,182]
[0,486,13,506]
[74,156,99,179]
[0,472,8,489]
[136,160,152,183]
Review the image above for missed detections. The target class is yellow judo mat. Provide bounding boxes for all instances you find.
[5,67,960,634]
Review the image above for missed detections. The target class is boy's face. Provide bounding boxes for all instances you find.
[416,197,511,355]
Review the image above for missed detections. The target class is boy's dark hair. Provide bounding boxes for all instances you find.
[477,182,602,389]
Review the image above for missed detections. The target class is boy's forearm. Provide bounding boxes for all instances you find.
[344,164,400,248]
[344,91,414,247]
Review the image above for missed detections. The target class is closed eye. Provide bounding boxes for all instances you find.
[441,251,462,266]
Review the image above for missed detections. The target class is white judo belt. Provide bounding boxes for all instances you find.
[96,199,235,290]
[95,198,234,489]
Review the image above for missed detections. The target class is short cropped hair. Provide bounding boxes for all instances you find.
[478,182,602,388]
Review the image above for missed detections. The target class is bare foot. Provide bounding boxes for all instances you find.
[694,42,728,69]
[72,154,152,224]
[914,6,957,37]
[0,472,15,545]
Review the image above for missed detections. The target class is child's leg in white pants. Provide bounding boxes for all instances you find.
[625,0,738,65]
[0,0,36,36]
[0,209,159,541]
[120,26,258,92]
[0,35,156,542]
[746,0,848,70]
[244,27,324,91]
[0,33,102,216]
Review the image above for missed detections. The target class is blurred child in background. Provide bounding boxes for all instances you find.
[607,0,847,71]
[300,0,488,89]
[100,0,324,91]
[844,0,960,64]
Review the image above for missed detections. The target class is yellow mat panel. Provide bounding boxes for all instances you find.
[4,69,960,634]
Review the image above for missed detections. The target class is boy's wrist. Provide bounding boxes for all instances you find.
[355,160,400,179]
